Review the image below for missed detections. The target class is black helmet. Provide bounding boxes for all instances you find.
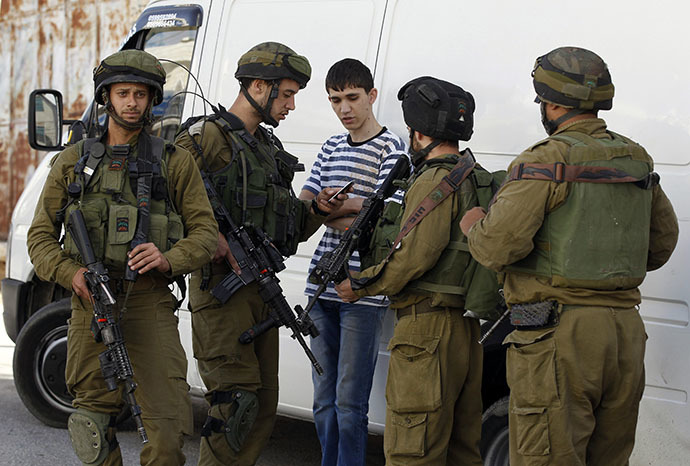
[532,46,614,111]
[398,76,474,142]
[93,49,166,106]
[235,42,311,89]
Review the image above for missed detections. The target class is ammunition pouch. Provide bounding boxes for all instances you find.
[510,301,559,329]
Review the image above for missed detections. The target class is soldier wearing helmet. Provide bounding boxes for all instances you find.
[27,49,218,465]
[337,76,485,465]
[175,42,346,465]
[461,46,679,464]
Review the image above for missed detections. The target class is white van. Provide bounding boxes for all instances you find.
[4,1,689,464]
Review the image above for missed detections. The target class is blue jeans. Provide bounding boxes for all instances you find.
[310,298,386,466]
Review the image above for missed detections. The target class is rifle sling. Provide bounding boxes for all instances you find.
[383,154,476,263]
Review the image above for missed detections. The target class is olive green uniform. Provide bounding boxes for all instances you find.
[27,136,218,466]
[176,119,323,465]
[354,154,483,465]
[467,119,679,465]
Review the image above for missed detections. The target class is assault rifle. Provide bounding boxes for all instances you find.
[66,210,148,443]
[201,173,324,376]
[301,155,411,316]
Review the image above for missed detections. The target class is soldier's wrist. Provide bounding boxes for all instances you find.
[311,199,329,217]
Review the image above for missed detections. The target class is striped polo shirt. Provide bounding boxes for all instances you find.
[302,127,409,306]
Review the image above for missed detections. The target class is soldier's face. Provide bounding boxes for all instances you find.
[327,86,377,132]
[108,83,151,123]
[266,79,300,124]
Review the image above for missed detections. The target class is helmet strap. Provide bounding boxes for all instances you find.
[408,128,441,168]
[240,80,280,127]
[540,102,584,135]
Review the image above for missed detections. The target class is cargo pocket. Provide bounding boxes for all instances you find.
[105,204,137,270]
[505,327,558,458]
[386,334,441,412]
[513,406,550,456]
[267,185,291,246]
[384,412,427,457]
[236,186,267,228]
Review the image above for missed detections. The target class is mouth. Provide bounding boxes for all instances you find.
[341,117,354,125]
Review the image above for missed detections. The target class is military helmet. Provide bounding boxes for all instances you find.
[93,49,166,106]
[398,76,475,142]
[235,42,311,89]
[532,46,614,111]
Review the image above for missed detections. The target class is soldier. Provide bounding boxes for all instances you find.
[175,42,346,465]
[460,46,679,465]
[336,76,484,465]
[27,49,218,465]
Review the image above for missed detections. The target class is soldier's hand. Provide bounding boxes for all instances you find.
[128,243,171,274]
[314,186,350,215]
[335,279,359,303]
[215,233,241,274]
[71,267,92,302]
[460,207,487,235]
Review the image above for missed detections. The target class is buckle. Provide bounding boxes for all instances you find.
[553,162,566,183]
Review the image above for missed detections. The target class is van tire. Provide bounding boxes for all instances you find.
[13,298,74,428]
[481,395,510,466]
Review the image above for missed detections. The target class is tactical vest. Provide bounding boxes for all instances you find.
[181,108,307,257]
[506,131,654,290]
[62,136,183,277]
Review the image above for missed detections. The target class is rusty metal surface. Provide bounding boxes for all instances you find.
[0,0,148,239]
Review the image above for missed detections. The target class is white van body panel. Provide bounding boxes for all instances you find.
[6,0,689,461]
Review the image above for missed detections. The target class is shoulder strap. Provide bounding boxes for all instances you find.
[383,151,476,263]
[506,161,659,189]
[74,137,106,188]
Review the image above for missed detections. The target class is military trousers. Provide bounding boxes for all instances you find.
[190,269,279,466]
[66,284,192,466]
[384,306,483,465]
[505,305,646,466]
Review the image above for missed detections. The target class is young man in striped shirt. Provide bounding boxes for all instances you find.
[299,58,408,466]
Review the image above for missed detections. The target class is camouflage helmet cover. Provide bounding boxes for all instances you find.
[532,46,614,110]
[93,49,166,106]
[397,76,475,141]
[235,42,311,89]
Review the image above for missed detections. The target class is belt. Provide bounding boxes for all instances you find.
[110,275,170,293]
[396,299,450,318]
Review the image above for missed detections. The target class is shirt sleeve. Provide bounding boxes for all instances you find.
[162,145,218,276]
[467,143,569,271]
[27,147,85,290]
[647,184,679,271]
[355,171,456,298]
[302,140,330,195]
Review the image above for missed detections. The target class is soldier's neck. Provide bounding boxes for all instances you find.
[107,122,142,146]
[228,101,262,135]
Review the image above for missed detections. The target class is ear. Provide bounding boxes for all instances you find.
[250,78,266,95]
[368,88,378,105]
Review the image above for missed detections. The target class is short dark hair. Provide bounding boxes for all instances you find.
[325,58,374,93]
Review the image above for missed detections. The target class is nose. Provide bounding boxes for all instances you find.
[286,95,296,111]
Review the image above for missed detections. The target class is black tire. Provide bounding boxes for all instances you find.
[481,396,510,466]
[13,298,74,428]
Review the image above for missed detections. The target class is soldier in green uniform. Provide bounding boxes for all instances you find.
[175,42,346,465]
[336,76,483,465]
[460,46,679,465]
[27,49,218,465]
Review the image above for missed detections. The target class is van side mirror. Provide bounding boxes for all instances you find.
[28,89,64,151]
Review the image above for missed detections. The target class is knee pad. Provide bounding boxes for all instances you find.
[202,389,259,452]
[67,408,115,465]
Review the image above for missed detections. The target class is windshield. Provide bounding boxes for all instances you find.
[143,27,198,141]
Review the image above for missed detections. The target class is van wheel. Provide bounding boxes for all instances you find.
[481,396,510,466]
[13,298,74,428]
